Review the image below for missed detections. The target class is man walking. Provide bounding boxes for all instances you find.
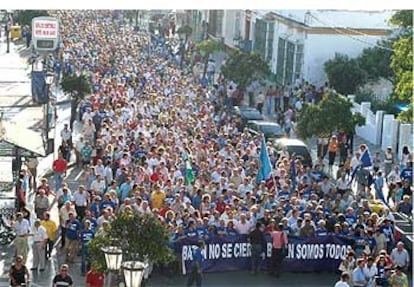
[41,211,58,259]
[187,241,205,287]
[31,219,48,271]
[13,212,30,263]
[52,154,68,192]
[248,222,266,274]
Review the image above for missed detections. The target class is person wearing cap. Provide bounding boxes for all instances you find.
[389,265,409,287]
[79,220,95,275]
[31,219,48,271]
[9,255,30,287]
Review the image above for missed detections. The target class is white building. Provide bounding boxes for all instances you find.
[213,10,394,87]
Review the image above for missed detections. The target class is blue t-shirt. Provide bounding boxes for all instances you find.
[315,228,328,236]
[66,219,81,240]
[185,228,198,238]
[190,247,204,272]
[79,229,95,247]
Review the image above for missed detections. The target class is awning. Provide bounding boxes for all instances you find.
[0,120,45,157]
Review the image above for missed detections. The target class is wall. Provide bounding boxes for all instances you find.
[303,33,384,86]
[348,95,414,158]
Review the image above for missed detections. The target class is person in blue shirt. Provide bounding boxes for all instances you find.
[226,221,239,237]
[89,196,101,218]
[400,161,412,184]
[315,220,328,236]
[187,241,205,287]
[65,213,81,263]
[195,220,207,240]
[352,258,369,287]
[100,194,116,211]
[185,221,199,238]
[79,220,95,275]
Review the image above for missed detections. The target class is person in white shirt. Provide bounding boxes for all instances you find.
[31,219,48,271]
[73,185,90,220]
[363,257,377,287]
[350,152,362,171]
[60,123,73,147]
[235,213,253,235]
[13,212,31,263]
[75,136,85,167]
[334,272,350,287]
[94,159,105,178]
[91,174,106,195]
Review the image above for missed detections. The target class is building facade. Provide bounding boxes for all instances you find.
[182,10,394,87]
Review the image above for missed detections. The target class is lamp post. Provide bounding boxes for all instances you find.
[122,261,147,287]
[44,72,54,151]
[5,11,11,53]
[101,246,123,287]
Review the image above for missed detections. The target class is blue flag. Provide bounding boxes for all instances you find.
[361,149,372,167]
[256,136,272,184]
[374,181,392,210]
[290,158,297,191]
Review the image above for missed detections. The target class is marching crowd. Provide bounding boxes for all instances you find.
[8,10,412,287]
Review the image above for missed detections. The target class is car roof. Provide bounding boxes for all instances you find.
[248,120,281,127]
[274,138,308,147]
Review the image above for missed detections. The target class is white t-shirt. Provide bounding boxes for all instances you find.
[334,281,349,287]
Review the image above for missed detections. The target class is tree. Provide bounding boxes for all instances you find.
[60,74,91,130]
[88,211,174,272]
[221,51,271,90]
[17,10,49,27]
[176,25,193,43]
[196,40,223,78]
[390,11,413,107]
[324,54,368,95]
[296,91,365,140]
[358,41,394,83]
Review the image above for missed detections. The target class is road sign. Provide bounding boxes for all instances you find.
[32,16,59,51]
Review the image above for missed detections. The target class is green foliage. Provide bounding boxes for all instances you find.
[17,10,49,27]
[358,41,394,82]
[324,54,368,95]
[88,211,174,273]
[390,35,413,103]
[60,74,91,103]
[196,40,223,77]
[397,103,413,123]
[221,51,270,89]
[389,10,413,28]
[176,25,193,38]
[354,90,399,115]
[296,91,365,139]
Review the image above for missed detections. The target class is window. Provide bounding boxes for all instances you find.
[285,41,295,85]
[254,19,267,59]
[266,23,274,63]
[276,37,285,84]
[294,44,304,81]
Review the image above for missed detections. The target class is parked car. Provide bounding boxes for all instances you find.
[247,120,285,140]
[273,138,313,167]
[232,106,263,128]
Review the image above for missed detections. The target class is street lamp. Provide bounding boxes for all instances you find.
[102,246,123,287]
[122,261,147,287]
[44,72,54,149]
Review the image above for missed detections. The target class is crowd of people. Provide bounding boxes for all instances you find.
[7,10,413,287]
